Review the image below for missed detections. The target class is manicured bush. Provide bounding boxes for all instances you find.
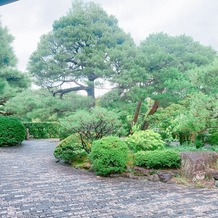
[89,136,128,176]
[124,130,164,153]
[134,150,181,169]
[0,116,26,146]
[23,122,60,139]
[54,133,87,164]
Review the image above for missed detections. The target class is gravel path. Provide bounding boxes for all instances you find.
[0,139,218,218]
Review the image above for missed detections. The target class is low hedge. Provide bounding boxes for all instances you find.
[89,136,128,176]
[0,116,26,146]
[23,122,60,139]
[134,150,181,169]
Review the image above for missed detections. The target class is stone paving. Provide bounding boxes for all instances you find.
[0,139,218,218]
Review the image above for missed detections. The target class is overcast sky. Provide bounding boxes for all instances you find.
[0,0,218,71]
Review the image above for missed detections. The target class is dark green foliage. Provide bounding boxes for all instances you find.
[194,139,204,149]
[0,116,25,146]
[194,134,206,148]
[134,150,181,169]
[124,130,164,153]
[89,136,128,176]
[23,122,60,139]
[0,23,29,112]
[54,133,87,163]
[0,23,16,68]
[208,132,218,145]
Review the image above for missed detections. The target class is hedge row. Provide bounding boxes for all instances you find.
[23,122,60,139]
[134,150,181,169]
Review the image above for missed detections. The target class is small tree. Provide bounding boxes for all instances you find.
[172,93,217,144]
[59,107,122,153]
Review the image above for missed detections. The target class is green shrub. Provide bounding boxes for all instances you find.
[59,107,122,153]
[0,116,26,146]
[23,122,60,139]
[54,133,87,164]
[194,134,208,148]
[208,132,218,145]
[89,136,128,176]
[124,130,164,153]
[134,150,181,169]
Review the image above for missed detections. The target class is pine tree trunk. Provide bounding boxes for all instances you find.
[86,72,96,106]
[141,100,160,130]
[131,100,142,132]
[86,84,95,99]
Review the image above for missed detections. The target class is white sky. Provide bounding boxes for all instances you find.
[0,0,218,72]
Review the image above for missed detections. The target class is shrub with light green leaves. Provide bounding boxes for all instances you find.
[134,150,181,169]
[0,116,26,146]
[89,136,128,176]
[124,130,164,153]
[54,133,87,164]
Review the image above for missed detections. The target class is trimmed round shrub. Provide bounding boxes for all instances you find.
[54,133,87,164]
[0,116,26,146]
[134,150,181,169]
[124,130,164,153]
[89,136,128,176]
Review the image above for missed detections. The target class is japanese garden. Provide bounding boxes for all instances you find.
[1,1,218,187]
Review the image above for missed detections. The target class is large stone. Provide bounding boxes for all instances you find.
[147,174,160,182]
[133,166,149,176]
[158,172,173,183]
[212,170,218,180]
[180,152,218,181]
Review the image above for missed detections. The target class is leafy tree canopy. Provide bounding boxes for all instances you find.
[0,22,16,69]
[4,89,92,121]
[137,33,216,105]
[0,22,29,113]
[189,58,218,95]
[28,0,135,99]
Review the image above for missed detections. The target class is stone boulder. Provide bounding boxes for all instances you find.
[180,152,218,181]
[147,174,160,182]
[157,172,173,183]
[133,166,149,176]
[212,170,218,180]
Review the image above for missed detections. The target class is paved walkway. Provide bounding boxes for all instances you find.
[0,140,218,218]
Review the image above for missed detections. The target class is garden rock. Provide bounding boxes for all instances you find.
[147,174,160,182]
[121,172,140,179]
[158,172,173,183]
[212,170,218,180]
[180,152,218,181]
[82,163,91,170]
[133,166,149,176]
